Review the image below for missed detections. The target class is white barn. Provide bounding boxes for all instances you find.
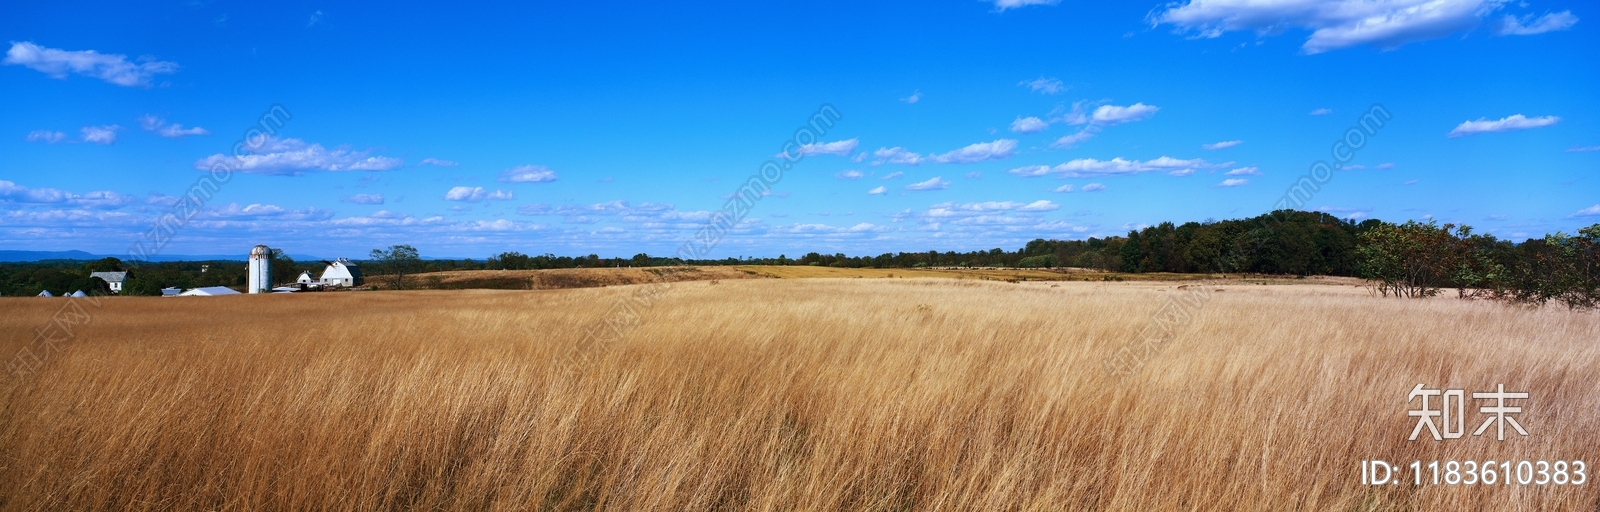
[320,258,363,287]
[178,286,241,296]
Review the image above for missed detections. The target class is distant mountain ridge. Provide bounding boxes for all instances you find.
[0,250,327,263]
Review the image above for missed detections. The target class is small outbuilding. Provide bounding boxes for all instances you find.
[296,271,316,285]
[37,290,53,297]
[178,286,242,296]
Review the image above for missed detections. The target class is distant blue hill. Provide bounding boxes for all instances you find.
[0,250,100,262]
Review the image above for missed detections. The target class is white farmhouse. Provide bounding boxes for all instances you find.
[320,258,363,287]
[90,271,128,294]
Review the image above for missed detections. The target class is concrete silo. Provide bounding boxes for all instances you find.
[248,244,272,294]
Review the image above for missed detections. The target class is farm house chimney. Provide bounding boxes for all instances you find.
[248,244,272,294]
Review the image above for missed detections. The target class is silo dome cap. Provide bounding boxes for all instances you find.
[250,245,271,256]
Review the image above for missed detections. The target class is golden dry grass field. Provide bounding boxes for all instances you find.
[1,278,1596,510]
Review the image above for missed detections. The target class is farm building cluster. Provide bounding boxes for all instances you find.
[29,245,363,297]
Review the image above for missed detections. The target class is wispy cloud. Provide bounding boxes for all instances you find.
[3,41,178,87]
[1080,183,1105,192]
[419,158,459,167]
[867,186,887,195]
[929,139,1017,164]
[835,170,865,180]
[901,91,922,104]
[1090,103,1159,125]
[193,136,404,175]
[1051,128,1097,149]
[1216,178,1250,187]
[1448,114,1560,137]
[1567,146,1600,153]
[444,186,515,202]
[993,0,1058,12]
[1010,156,1220,178]
[138,115,209,138]
[1019,76,1065,94]
[0,180,133,209]
[1493,11,1578,35]
[80,125,120,144]
[1310,108,1333,116]
[782,138,859,159]
[1225,166,1260,176]
[1202,140,1242,150]
[870,147,924,166]
[24,130,65,144]
[498,164,558,183]
[881,171,904,180]
[905,177,950,191]
[1570,205,1600,218]
[340,193,384,205]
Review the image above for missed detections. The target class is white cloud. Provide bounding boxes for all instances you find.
[1019,77,1065,94]
[784,138,859,159]
[138,115,209,138]
[1403,179,1419,185]
[1567,146,1600,153]
[1448,114,1560,137]
[963,172,982,179]
[1343,164,1367,170]
[993,0,1058,11]
[3,41,178,87]
[1051,128,1098,149]
[1091,103,1159,125]
[929,139,1017,164]
[901,91,922,104]
[498,164,558,183]
[1493,11,1578,35]
[487,189,515,201]
[1217,178,1250,187]
[835,170,865,180]
[905,177,950,191]
[202,203,334,221]
[1225,166,1260,176]
[871,147,924,166]
[419,158,459,167]
[1080,183,1106,192]
[881,171,904,180]
[1017,200,1060,212]
[1153,0,1525,54]
[1012,156,1219,178]
[1310,108,1333,115]
[1569,205,1600,218]
[1052,184,1074,193]
[192,136,404,175]
[1376,162,1395,169]
[25,130,64,143]
[1203,140,1242,150]
[0,180,133,209]
[80,125,120,144]
[445,186,486,202]
[867,186,888,195]
[340,193,384,205]
[1010,116,1050,134]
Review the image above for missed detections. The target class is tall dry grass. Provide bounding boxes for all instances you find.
[0,279,1596,510]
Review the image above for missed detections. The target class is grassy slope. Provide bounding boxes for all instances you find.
[1,280,1595,510]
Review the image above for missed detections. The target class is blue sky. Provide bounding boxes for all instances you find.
[2,0,1596,259]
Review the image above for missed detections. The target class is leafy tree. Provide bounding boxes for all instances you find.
[369,245,421,290]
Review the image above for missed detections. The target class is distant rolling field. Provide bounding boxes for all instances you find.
[1,279,1595,510]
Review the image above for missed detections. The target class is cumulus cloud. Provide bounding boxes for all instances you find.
[1216,178,1250,187]
[867,186,888,195]
[1010,116,1050,134]
[498,164,558,183]
[138,115,209,138]
[3,41,178,87]
[929,139,1017,164]
[202,203,334,221]
[1052,184,1074,193]
[1310,108,1333,115]
[81,125,120,144]
[487,189,515,200]
[1448,114,1560,137]
[1570,205,1600,218]
[1152,0,1533,54]
[905,177,950,191]
[1203,140,1242,150]
[192,136,404,175]
[1019,77,1065,94]
[25,130,65,143]
[835,170,865,180]
[871,147,924,166]
[0,180,134,209]
[419,158,459,167]
[1009,156,1220,178]
[1091,103,1159,125]
[1493,11,1578,35]
[926,200,1058,217]
[1225,166,1260,175]
[340,193,384,205]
